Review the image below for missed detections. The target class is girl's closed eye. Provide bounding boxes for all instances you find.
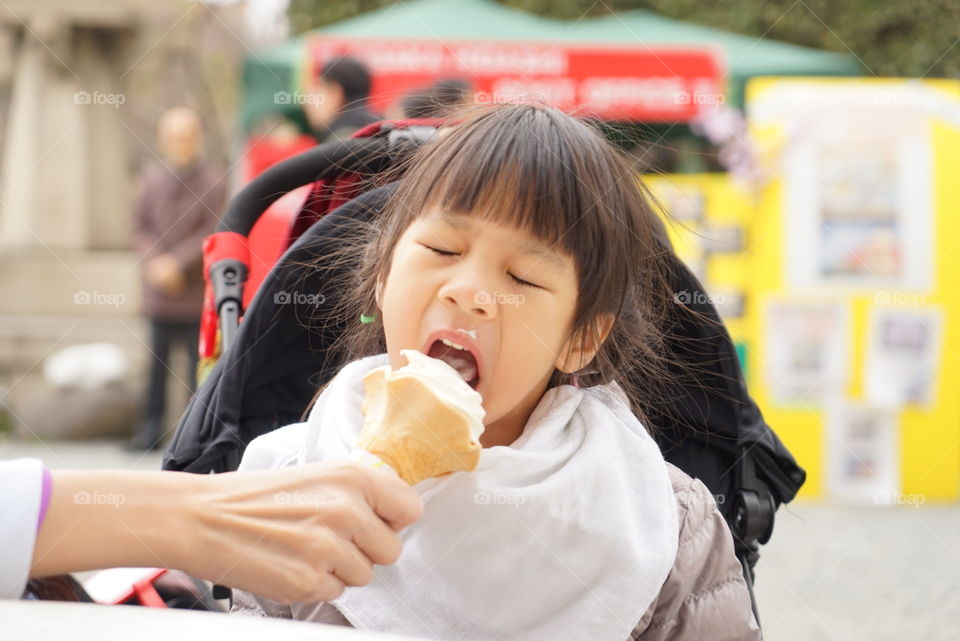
[509,272,539,288]
[423,243,457,257]
[422,243,542,289]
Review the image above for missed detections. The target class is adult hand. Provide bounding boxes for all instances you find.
[145,253,186,296]
[30,462,423,604]
[187,462,423,603]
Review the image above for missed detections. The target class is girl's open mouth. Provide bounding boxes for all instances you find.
[427,339,480,389]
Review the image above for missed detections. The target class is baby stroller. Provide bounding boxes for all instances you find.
[163,119,806,628]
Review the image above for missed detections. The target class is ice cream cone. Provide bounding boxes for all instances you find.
[354,350,485,485]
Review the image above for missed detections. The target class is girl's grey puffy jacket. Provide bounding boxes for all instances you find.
[630,463,761,640]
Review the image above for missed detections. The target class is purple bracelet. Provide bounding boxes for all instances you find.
[37,467,53,531]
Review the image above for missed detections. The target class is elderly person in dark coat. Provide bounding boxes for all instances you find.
[128,107,227,451]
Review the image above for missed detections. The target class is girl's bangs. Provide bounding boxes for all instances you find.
[408,112,597,257]
[424,165,576,253]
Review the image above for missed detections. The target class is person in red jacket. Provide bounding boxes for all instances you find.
[129,107,227,451]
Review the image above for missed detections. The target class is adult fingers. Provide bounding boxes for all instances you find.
[359,466,424,531]
[328,535,376,590]
[346,503,405,566]
[304,569,347,604]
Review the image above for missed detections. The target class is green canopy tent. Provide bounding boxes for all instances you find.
[566,10,860,107]
[241,0,859,134]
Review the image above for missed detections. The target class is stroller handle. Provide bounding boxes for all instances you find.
[216,137,391,236]
[205,137,390,358]
[205,122,441,357]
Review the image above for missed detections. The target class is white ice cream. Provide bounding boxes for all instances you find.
[374,349,486,444]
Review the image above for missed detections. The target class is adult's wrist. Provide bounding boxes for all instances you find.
[154,472,208,576]
[31,470,193,577]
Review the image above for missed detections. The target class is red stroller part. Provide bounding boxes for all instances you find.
[26,568,222,611]
[198,119,444,368]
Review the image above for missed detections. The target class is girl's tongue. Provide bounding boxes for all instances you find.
[427,340,479,388]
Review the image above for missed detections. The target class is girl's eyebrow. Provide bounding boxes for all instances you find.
[431,211,568,268]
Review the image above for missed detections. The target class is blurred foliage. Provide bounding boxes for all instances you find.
[288,0,960,78]
[287,0,395,35]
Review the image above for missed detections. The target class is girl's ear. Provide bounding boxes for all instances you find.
[375,278,384,310]
[555,313,614,374]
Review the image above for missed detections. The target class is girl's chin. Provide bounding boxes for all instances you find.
[480,397,496,425]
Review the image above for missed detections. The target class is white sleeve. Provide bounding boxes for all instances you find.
[0,458,44,599]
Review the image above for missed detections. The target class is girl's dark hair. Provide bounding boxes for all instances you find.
[312,103,683,429]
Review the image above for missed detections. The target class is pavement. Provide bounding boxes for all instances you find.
[0,436,165,471]
[754,500,960,641]
[2,437,958,641]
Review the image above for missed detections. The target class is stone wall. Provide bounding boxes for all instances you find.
[0,0,248,438]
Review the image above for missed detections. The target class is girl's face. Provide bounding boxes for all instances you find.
[377,209,606,446]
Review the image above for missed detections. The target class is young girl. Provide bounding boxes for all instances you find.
[232,104,761,641]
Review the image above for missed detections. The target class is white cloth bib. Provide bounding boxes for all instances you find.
[244,354,678,641]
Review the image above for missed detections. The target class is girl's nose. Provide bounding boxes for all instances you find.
[438,272,498,319]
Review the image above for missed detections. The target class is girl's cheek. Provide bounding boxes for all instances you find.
[515,303,553,336]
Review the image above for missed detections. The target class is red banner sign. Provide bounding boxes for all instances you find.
[309,37,725,122]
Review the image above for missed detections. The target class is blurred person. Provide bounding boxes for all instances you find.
[129,107,227,451]
[1,457,423,602]
[386,78,472,120]
[244,113,317,179]
[303,57,380,144]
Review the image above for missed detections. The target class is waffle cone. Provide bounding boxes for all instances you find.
[358,367,482,485]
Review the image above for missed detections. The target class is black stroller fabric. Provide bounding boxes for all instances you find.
[164,187,385,473]
[651,257,805,516]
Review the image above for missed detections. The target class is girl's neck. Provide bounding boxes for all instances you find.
[479,424,524,448]
[479,374,551,448]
